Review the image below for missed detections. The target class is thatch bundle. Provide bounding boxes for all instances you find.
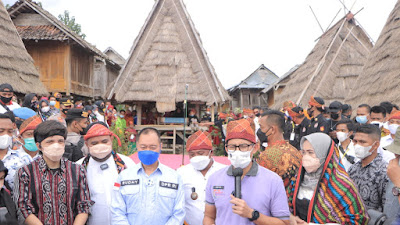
[0,0,47,95]
[273,14,372,108]
[108,0,229,112]
[346,1,400,106]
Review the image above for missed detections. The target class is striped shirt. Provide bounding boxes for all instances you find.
[13,156,94,225]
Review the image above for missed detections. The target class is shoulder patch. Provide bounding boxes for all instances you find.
[320,126,325,132]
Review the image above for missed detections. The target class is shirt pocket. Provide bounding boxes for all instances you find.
[121,185,141,214]
[158,187,178,213]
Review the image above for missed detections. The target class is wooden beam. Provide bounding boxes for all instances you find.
[137,103,142,125]
[211,104,215,122]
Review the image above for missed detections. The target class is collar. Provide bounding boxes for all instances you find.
[38,155,67,173]
[0,100,12,106]
[268,140,287,147]
[137,161,163,175]
[362,152,383,168]
[227,160,258,177]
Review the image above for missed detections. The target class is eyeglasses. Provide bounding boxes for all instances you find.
[225,144,254,151]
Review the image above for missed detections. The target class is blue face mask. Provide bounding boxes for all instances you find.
[356,115,368,124]
[49,101,56,106]
[120,115,125,118]
[138,150,160,165]
[23,137,38,152]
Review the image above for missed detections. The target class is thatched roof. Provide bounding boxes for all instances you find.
[273,13,373,108]
[8,0,110,60]
[0,0,47,95]
[229,64,279,93]
[108,0,230,112]
[346,1,400,106]
[261,65,300,94]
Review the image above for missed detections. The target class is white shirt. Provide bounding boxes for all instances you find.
[1,148,32,190]
[380,134,393,149]
[177,159,226,225]
[254,117,260,142]
[337,140,358,172]
[0,101,20,113]
[77,153,135,225]
[378,146,395,163]
[94,111,105,122]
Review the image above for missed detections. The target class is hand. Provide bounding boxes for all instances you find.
[295,216,307,225]
[387,156,400,187]
[230,194,253,219]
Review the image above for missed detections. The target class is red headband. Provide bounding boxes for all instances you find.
[84,124,121,146]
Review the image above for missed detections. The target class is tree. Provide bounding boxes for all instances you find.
[58,10,86,39]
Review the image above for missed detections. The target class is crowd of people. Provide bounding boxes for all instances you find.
[0,81,398,225]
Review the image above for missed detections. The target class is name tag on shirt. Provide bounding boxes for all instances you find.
[160,181,179,190]
[212,186,224,198]
[121,179,140,186]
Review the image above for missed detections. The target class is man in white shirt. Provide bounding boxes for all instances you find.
[335,119,357,171]
[77,123,135,225]
[177,130,226,225]
[0,84,20,113]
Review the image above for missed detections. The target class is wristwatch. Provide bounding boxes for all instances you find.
[249,210,260,222]
[392,186,400,196]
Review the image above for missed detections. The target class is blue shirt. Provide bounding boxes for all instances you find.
[111,162,185,225]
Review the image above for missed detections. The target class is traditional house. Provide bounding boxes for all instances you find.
[273,13,373,108]
[108,0,230,124]
[8,0,119,98]
[104,47,126,67]
[0,0,47,96]
[228,64,278,109]
[346,1,400,106]
[260,65,300,107]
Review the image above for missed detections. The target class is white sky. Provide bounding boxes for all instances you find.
[4,0,398,89]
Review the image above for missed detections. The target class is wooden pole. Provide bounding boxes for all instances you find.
[137,103,142,125]
[211,104,215,122]
[240,90,243,109]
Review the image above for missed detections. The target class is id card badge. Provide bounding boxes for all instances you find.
[290,132,295,141]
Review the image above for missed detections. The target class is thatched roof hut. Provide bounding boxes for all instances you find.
[346,1,400,106]
[0,0,47,95]
[107,0,230,113]
[273,13,373,108]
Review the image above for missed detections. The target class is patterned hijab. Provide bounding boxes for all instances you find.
[287,136,369,224]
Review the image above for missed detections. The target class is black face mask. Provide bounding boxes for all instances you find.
[331,113,339,120]
[255,113,261,117]
[307,107,314,116]
[1,96,12,104]
[257,127,271,144]
[62,108,69,115]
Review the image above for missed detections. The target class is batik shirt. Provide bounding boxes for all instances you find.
[13,156,93,225]
[257,140,302,191]
[348,153,389,212]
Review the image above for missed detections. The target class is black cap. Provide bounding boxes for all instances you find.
[0,83,13,92]
[292,106,303,114]
[0,160,8,176]
[60,98,73,106]
[342,104,350,111]
[65,109,88,120]
[329,101,343,113]
[312,97,325,106]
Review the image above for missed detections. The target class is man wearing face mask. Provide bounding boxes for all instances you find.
[335,119,357,171]
[13,120,93,225]
[47,98,72,127]
[348,124,389,212]
[111,127,185,225]
[177,130,226,225]
[328,101,344,142]
[257,110,302,191]
[342,104,352,119]
[0,113,31,191]
[18,115,42,161]
[306,96,330,135]
[0,84,20,114]
[115,110,127,132]
[204,119,290,225]
[381,111,400,149]
[287,106,310,150]
[48,96,60,115]
[355,104,371,124]
[64,109,89,162]
[77,123,135,225]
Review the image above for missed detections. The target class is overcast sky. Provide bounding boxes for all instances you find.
[4,0,398,89]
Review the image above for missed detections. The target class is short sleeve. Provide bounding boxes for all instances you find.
[205,175,215,205]
[271,178,290,220]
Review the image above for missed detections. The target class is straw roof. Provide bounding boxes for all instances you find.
[273,14,372,108]
[108,0,230,112]
[346,1,400,106]
[0,0,47,95]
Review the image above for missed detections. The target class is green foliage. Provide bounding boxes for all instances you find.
[110,123,136,156]
[210,125,225,156]
[58,10,86,39]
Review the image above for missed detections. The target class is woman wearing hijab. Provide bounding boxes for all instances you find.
[287,133,368,225]
[38,99,52,121]
[22,93,38,112]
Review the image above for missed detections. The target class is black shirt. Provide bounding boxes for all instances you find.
[308,114,330,135]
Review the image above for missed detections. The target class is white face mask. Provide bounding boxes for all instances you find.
[388,124,399,135]
[228,150,252,169]
[0,135,12,149]
[41,106,50,113]
[354,143,374,160]
[336,132,349,143]
[370,121,383,129]
[89,144,112,159]
[42,143,65,162]
[190,151,211,171]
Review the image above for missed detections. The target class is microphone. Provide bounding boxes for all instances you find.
[232,168,243,199]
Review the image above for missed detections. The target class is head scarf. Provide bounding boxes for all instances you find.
[22,93,37,109]
[187,131,212,151]
[226,119,256,143]
[19,116,42,135]
[287,133,368,224]
[389,111,400,120]
[308,96,325,108]
[84,124,121,146]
